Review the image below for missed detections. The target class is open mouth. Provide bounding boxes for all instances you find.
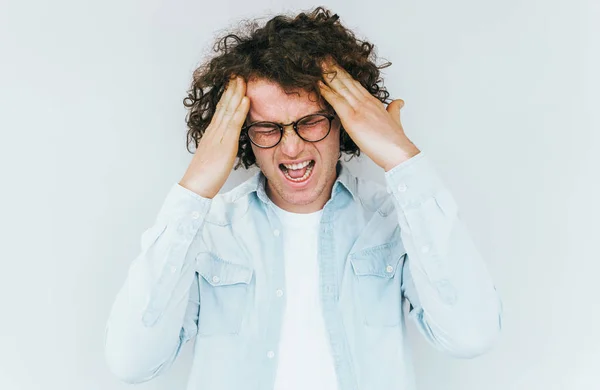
[279,160,315,183]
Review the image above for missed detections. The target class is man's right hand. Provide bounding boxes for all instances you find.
[179,76,250,198]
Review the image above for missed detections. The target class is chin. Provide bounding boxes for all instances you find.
[269,174,325,208]
[280,190,320,206]
[261,156,337,211]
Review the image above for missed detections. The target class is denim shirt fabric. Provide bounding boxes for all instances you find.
[104,150,503,390]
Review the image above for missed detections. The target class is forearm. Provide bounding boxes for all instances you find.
[104,183,211,382]
[105,264,198,382]
[386,151,502,357]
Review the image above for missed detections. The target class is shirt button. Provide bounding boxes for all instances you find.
[212,275,220,284]
[267,351,275,359]
[191,211,200,219]
[385,265,394,273]
[276,289,284,297]
[397,183,408,192]
[170,266,177,273]
[273,229,280,237]
[421,245,430,253]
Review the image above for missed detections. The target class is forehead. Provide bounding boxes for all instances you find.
[245,78,324,122]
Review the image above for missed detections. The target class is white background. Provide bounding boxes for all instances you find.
[1,0,598,389]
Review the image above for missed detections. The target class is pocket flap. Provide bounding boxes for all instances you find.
[196,253,254,286]
[349,241,405,278]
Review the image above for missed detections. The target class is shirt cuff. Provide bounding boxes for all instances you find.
[155,183,213,227]
[384,150,446,209]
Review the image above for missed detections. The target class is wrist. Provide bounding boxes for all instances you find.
[383,141,421,172]
[178,176,218,199]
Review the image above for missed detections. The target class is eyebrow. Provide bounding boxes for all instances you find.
[247,109,331,124]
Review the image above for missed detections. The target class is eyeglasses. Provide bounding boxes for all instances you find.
[241,112,336,149]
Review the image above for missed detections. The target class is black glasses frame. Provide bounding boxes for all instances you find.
[241,113,336,149]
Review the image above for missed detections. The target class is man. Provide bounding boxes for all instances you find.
[105,7,502,390]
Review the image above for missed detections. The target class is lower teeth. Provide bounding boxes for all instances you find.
[284,163,313,182]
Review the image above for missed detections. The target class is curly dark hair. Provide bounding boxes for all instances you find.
[182,6,392,169]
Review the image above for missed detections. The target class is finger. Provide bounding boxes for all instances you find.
[318,80,351,118]
[212,75,239,128]
[220,93,250,145]
[386,99,404,126]
[321,61,367,105]
[223,77,244,120]
[223,77,247,130]
[321,69,361,107]
[229,96,250,137]
[217,77,246,143]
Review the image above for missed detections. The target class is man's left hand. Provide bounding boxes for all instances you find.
[318,59,420,171]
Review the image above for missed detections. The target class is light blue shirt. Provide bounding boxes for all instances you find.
[104,150,503,390]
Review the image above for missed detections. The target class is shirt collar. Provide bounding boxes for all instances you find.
[229,160,357,204]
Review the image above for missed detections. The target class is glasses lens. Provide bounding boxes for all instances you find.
[297,114,331,141]
[248,123,281,147]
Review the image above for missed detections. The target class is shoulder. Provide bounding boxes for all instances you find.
[342,164,394,215]
[205,172,260,226]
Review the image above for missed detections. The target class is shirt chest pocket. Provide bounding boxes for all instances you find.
[349,242,406,327]
[195,253,254,336]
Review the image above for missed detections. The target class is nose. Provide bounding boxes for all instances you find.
[278,125,306,158]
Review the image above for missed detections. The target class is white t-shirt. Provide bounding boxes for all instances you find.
[271,204,339,390]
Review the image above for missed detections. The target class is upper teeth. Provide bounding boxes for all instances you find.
[283,160,311,170]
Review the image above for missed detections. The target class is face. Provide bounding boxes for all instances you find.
[245,78,341,213]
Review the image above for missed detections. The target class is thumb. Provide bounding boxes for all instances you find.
[386,99,404,126]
